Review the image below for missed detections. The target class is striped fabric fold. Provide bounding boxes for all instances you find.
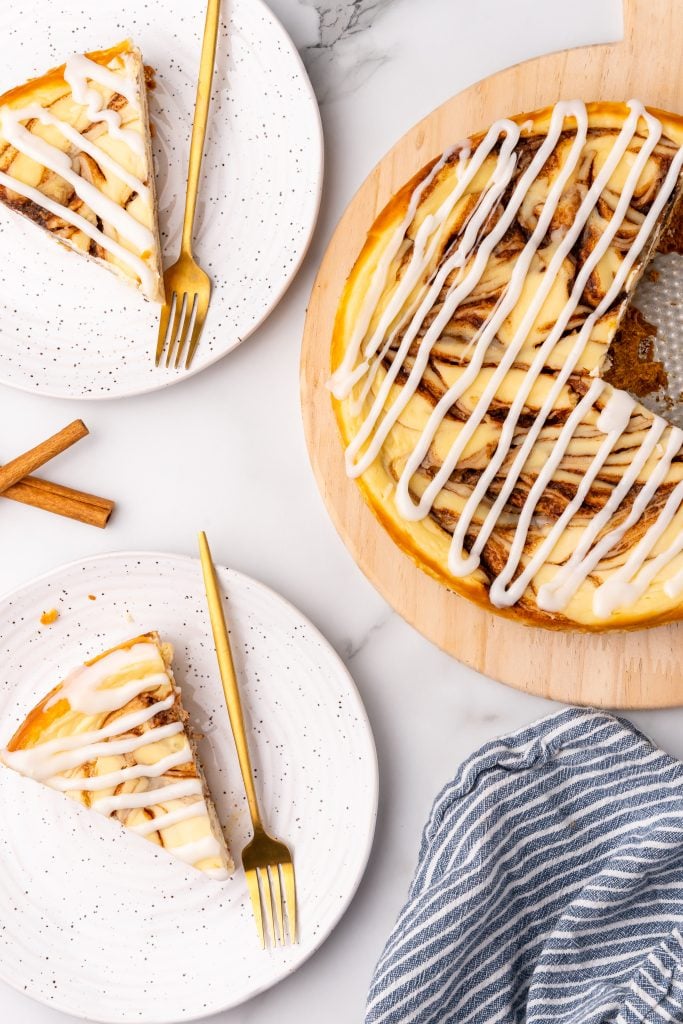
[366,708,683,1024]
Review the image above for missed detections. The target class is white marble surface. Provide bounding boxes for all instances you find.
[4,1,680,1022]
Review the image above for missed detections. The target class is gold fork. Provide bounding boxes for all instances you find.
[198,532,298,948]
[155,0,220,370]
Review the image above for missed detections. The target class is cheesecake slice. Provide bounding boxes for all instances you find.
[0,41,164,301]
[1,633,232,880]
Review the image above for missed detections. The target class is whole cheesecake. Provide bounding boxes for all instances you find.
[330,101,683,631]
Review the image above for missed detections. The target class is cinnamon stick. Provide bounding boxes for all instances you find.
[0,420,88,496]
[0,420,114,528]
[3,475,114,529]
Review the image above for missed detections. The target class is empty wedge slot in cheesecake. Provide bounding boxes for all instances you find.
[605,190,683,426]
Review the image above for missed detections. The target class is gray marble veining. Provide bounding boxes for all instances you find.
[341,606,395,661]
[297,0,397,100]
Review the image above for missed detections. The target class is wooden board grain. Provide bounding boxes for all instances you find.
[300,0,683,709]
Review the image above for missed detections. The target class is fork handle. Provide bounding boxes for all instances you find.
[199,532,264,831]
[181,0,221,255]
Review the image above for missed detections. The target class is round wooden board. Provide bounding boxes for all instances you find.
[301,0,683,709]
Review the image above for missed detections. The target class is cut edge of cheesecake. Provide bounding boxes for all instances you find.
[0,40,164,303]
[1,632,233,880]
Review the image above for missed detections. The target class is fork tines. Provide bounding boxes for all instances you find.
[155,284,210,369]
[245,861,297,949]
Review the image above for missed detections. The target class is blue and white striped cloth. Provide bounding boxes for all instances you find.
[366,708,683,1024]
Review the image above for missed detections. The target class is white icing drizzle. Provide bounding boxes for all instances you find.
[1,693,174,771]
[664,550,683,597]
[537,417,673,612]
[395,101,595,522]
[328,143,461,398]
[64,52,144,155]
[0,48,157,295]
[170,834,226,868]
[348,141,472,418]
[342,103,582,478]
[0,107,153,251]
[403,103,657,548]
[3,721,184,780]
[67,668,170,712]
[65,53,140,105]
[53,642,168,714]
[486,133,683,614]
[48,744,191,792]
[597,388,638,434]
[540,419,679,610]
[592,450,683,615]
[204,867,230,881]
[478,106,675,605]
[0,168,155,293]
[7,102,151,200]
[92,778,204,817]
[338,125,519,406]
[130,800,207,837]
[335,99,683,618]
[488,380,627,607]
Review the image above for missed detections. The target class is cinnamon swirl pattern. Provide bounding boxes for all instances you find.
[331,101,683,629]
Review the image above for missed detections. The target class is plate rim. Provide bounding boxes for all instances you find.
[0,549,379,1023]
[0,0,324,403]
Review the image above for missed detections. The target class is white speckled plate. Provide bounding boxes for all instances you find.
[0,552,377,1023]
[0,0,322,399]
